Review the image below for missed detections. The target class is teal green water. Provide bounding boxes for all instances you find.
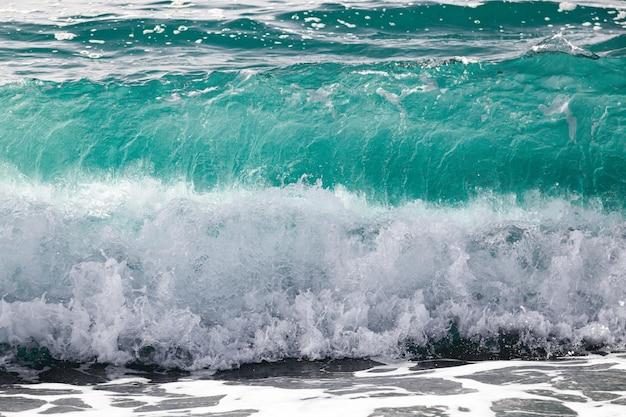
[1,53,624,206]
[1,1,626,370]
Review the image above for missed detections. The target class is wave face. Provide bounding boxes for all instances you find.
[1,55,625,205]
[0,0,626,370]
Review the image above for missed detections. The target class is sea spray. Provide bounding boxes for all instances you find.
[0,0,625,370]
[0,178,625,369]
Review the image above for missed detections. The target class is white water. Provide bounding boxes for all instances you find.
[1,176,626,369]
[2,354,626,416]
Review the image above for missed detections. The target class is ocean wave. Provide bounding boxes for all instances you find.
[0,0,625,372]
[1,179,626,369]
[0,55,624,205]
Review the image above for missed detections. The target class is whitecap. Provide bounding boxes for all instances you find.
[530,33,599,59]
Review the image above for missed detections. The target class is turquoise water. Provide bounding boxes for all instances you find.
[2,54,624,205]
[0,0,626,370]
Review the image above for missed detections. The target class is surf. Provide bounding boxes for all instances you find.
[0,177,624,370]
[0,0,625,372]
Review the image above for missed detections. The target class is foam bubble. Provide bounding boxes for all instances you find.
[54,32,77,41]
[558,2,577,12]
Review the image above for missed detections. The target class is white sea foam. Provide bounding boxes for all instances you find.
[530,32,599,59]
[54,32,77,41]
[558,2,578,12]
[0,176,625,369]
[3,355,626,416]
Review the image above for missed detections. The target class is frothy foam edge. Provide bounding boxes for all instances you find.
[1,175,625,370]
